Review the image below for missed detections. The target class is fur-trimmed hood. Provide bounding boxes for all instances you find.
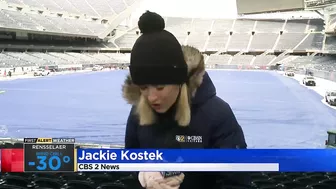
[122,45,212,126]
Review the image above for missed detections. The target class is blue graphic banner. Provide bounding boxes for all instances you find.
[76,149,336,172]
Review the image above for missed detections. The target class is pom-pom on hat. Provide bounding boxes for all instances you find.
[129,11,188,85]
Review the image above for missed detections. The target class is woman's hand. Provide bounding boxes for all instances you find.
[138,172,185,189]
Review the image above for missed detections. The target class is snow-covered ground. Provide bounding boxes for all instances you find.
[280,71,336,110]
[1,70,335,148]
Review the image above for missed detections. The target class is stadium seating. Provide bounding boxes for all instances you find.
[253,55,276,66]
[0,9,108,36]
[0,6,330,72]
[85,53,129,64]
[114,32,138,49]
[206,32,229,51]
[275,33,307,51]
[1,9,336,188]
[275,55,336,72]
[324,36,336,51]
[29,52,69,65]
[311,56,336,71]
[282,56,314,67]
[186,33,208,50]
[48,52,81,63]
[227,33,250,51]
[0,10,25,29]
[295,33,324,51]
[233,19,256,33]
[212,19,234,32]
[230,55,254,65]
[190,18,213,32]
[270,56,292,65]
[185,18,212,49]
[0,0,141,38]
[0,53,32,67]
[207,54,231,65]
[165,17,190,44]
[308,19,324,32]
[66,52,98,64]
[250,33,278,51]
[255,20,284,33]
[0,15,329,71]
[114,18,325,55]
[0,52,129,68]
[284,19,309,33]
[5,52,48,66]
[1,0,133,18]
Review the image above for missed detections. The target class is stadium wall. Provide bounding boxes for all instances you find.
[307,69,336,82]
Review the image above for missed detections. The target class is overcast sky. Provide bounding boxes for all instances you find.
[132,0,238,19]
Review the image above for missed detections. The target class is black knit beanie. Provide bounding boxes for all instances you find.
[129,11,188,85]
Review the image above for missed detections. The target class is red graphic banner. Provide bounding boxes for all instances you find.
[1,149,24,172]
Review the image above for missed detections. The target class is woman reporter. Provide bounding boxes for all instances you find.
[122,11,251,189]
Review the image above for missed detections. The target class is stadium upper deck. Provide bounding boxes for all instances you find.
[0,0,335,74]
[111,16,336,71]
[115,18,325,52]
[0,0,141,37]
[0,52,130,68]
[0,16,331,70]
[2,0,136,18]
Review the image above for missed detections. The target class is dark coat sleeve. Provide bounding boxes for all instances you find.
[210,102,251,189]
[124,106,140,149]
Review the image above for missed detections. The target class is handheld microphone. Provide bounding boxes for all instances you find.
[160,132,184,178]
[160,171,182,178]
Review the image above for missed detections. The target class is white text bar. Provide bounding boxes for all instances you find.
[77,163,279,172]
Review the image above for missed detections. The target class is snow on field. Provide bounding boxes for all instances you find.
[1,70,336,148]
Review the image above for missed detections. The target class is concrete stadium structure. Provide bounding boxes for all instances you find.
[0,0,336,81]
